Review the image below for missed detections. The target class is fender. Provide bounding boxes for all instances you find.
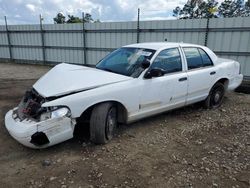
[41,80,141,119]
[212,77,229,90]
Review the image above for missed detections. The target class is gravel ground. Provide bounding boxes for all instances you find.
[0,62,249,188]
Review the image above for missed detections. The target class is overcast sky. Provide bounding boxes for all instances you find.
[0,0,234,25]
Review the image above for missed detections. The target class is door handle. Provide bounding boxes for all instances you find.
[210,71,216,75]
[178,77,187,82]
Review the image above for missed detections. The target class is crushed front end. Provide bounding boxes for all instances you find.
[5,88,76,149]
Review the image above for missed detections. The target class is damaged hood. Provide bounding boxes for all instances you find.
[33,63,132,98]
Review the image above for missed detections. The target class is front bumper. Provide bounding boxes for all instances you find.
[5,109,76,149]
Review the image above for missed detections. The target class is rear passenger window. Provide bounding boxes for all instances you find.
[198,48,213,66]
[183,48,203,70]
[151,48,182,74]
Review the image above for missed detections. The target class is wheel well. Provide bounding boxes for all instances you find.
[75,101,128,131]
[216,78,229,89]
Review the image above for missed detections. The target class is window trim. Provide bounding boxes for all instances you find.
[147,47,184,76]
[182,47,214,71]
[197,48,214,67]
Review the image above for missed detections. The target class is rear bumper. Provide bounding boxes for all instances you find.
[228,74,243,91]
[5,109,75,149]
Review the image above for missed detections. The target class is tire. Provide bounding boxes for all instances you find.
[204,82,225,109]
[90,102,117,144]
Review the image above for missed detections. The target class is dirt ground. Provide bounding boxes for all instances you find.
[0,62,249,188]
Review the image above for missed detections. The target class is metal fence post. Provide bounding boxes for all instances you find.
[4,16,12,61]
[204,18,210,46]
[82,12,87,65]
[39,14,46,64]
[137,8,140,43]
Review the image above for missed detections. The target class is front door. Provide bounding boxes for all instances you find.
[139,48,188,117]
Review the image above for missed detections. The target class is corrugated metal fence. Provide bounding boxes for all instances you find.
[0,17,250,78]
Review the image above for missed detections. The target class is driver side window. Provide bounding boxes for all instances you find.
[151,48,182,74]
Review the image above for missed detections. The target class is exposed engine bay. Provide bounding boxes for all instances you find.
[16,89,46,121]
[6,88,75,148]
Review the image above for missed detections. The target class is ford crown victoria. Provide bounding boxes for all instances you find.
[5,42,243,148]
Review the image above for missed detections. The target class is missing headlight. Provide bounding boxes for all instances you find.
[17,88,46,121]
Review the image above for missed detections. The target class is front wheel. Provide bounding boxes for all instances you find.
[90,103,117,144]
[204,82,225,109]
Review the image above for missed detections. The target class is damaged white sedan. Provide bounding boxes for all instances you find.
[5,42,243,148]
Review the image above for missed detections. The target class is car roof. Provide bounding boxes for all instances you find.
[124,42,218,65]
[124,42,203,50]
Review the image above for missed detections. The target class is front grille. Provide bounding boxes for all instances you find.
[17,89,45,121]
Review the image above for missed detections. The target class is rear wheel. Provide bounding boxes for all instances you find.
[90,102,117,144]
[204,82,225,109]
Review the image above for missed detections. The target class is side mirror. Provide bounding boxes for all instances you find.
[144,68,165,79]
[141,59,150,69]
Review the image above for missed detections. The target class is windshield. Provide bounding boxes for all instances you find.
[96,47,156,77]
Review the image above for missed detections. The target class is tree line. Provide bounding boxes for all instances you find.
[173,0,250,19]
[53,12,100,24]
[53,0,250,24]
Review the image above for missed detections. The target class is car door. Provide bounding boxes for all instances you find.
[182,47,218,104]
[139,47,188,115]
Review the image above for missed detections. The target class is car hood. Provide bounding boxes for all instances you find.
[33,63,132,98]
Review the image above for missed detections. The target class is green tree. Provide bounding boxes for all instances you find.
[53,12,99,24]
[179,1,198,19]
[204,0,219,18]
[66,15,82,23]
[53,12,66,24]
[83,13,94,22]
[173,0,218,19]
[173,0,250,19]
[243,0,250,16]
[218,0,249,17]
[173,6,182,18]
[246,0,250,7]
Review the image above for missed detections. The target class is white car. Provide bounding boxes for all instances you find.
[5,42,243,148]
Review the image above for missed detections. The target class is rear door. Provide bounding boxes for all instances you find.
[182,47,218,104]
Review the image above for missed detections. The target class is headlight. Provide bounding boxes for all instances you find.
[51,108,70,118]
[40,107,70,121]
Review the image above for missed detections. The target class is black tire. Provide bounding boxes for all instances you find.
[90,102,117,144]
[204,82,225,109]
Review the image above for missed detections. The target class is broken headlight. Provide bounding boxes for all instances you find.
[40,107,71,121]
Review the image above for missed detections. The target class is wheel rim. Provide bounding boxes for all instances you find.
[214,92,221,103]
[211,86,224,107]
[105,107,117,140]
